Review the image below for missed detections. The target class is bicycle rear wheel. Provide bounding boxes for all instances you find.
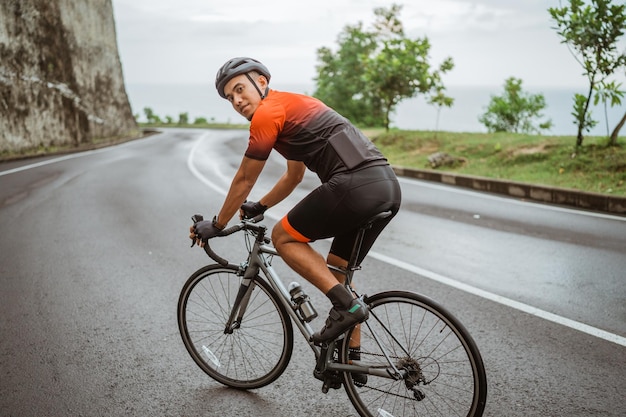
[341,291,487,417]
[178,264,293,389]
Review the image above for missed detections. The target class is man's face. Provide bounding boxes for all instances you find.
[223,74,266,120]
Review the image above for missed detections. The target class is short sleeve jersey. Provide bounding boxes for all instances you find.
[245,89,386,182]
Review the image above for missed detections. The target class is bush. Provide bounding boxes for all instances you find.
[479,77,552,134]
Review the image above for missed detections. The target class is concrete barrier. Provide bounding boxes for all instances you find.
[392,166,626,216]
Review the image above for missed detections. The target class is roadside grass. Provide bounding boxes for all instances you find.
[364,129,626,196]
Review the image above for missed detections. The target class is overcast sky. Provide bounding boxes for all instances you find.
[110,0,622,89]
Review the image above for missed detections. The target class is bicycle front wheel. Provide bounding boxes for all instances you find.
[177,264,293,389]
[341,291,487,417]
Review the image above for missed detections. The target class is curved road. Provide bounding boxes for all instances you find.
[1,128,624,416]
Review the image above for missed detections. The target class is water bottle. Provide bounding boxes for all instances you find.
[288,282,318,322]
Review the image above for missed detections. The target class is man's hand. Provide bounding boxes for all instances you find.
[240,200,268,219]
[190,217,224,246]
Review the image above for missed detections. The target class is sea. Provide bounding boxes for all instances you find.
[125,83,625,137]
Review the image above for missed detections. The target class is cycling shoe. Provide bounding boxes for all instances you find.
[311,298,368,343]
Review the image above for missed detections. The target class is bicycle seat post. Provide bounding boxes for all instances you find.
[344,228,367,288]
[344,211,392,288]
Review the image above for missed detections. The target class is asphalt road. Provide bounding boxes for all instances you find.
[1,128,624,417]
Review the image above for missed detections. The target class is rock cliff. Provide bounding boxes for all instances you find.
[0,0,138,154]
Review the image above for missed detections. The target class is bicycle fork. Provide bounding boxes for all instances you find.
[223,264,257,334]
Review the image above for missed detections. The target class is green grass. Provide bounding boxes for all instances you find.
[364,129,626,196]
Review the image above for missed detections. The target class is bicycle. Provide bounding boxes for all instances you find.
[178,211,487,417]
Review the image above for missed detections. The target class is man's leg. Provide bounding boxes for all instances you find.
[272,222,368,343]
[326,253,361,349]
[272,223,340,294]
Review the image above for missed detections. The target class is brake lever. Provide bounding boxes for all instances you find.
[190,214,204,247]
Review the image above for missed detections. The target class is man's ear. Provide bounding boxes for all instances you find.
[257,75,268,89]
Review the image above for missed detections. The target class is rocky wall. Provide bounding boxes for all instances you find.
[0,0,138,154]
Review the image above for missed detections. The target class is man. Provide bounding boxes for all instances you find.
[190,57,401,344]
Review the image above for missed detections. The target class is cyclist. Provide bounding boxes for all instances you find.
[190,57,401,344]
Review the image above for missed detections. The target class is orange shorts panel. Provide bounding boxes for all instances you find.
[280,216,311,243]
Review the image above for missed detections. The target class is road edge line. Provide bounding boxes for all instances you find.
[369,251,626,347]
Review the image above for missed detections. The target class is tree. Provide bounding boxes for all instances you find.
[610,110,626,145]
[314,4,454,130]
[143,107,161,124]
[479,77,553,134]
[608,68,626,145]
[178,112,189,125]
[594,80,624,141]
[428,77,455,135]
[549,0,626,147]
[314,23,380,126]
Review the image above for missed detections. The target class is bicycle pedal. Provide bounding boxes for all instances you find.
[313,368,324,382]
[321,377,342,393]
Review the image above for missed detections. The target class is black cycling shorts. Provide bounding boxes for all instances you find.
[280,164,401,264]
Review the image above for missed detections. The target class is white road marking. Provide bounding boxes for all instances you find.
[0,151,101,176]
[0,136,144,177]
[369,252,626,347]
[398,177,626,222]
[186,132,228,194]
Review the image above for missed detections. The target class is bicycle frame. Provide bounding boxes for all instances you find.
[220,220,408,382]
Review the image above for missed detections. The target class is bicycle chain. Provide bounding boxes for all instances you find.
[349,350,426,402]
[358,384,418,402]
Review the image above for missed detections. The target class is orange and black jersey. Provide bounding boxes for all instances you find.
[246,89,387,182]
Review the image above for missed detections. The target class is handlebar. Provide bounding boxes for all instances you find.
[191,214,267,266]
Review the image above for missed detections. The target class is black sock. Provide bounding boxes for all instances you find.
[326,284,354,310]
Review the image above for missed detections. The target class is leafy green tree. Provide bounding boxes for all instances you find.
[594,80,624,141]
[194,117,208,125]
[479,77,553,134]
[178,112,189,125]
[608,69,626,145]
[314,4,453,130]
[571,93,597,135]
[610,110,626,145]
[143,107,161,124]
[549,0,626,146]
[428,74,455,135]
[314,23,380,126]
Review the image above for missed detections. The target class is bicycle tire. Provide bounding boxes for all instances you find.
[340,290,487,417]
[177,264,294,389]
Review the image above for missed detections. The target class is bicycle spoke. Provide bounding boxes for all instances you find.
[178,265,293,389]
[342,292,486,417]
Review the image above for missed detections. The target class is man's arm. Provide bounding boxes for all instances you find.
[214,156,266,227]
[258,160,306,208]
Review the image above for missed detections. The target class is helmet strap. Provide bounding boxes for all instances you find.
[245,73,269,99]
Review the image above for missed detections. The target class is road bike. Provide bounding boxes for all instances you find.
[178,212,487,417]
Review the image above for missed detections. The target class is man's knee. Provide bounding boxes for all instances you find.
[272,222,289,248]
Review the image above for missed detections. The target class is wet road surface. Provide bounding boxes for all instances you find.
[1,128,624,416]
